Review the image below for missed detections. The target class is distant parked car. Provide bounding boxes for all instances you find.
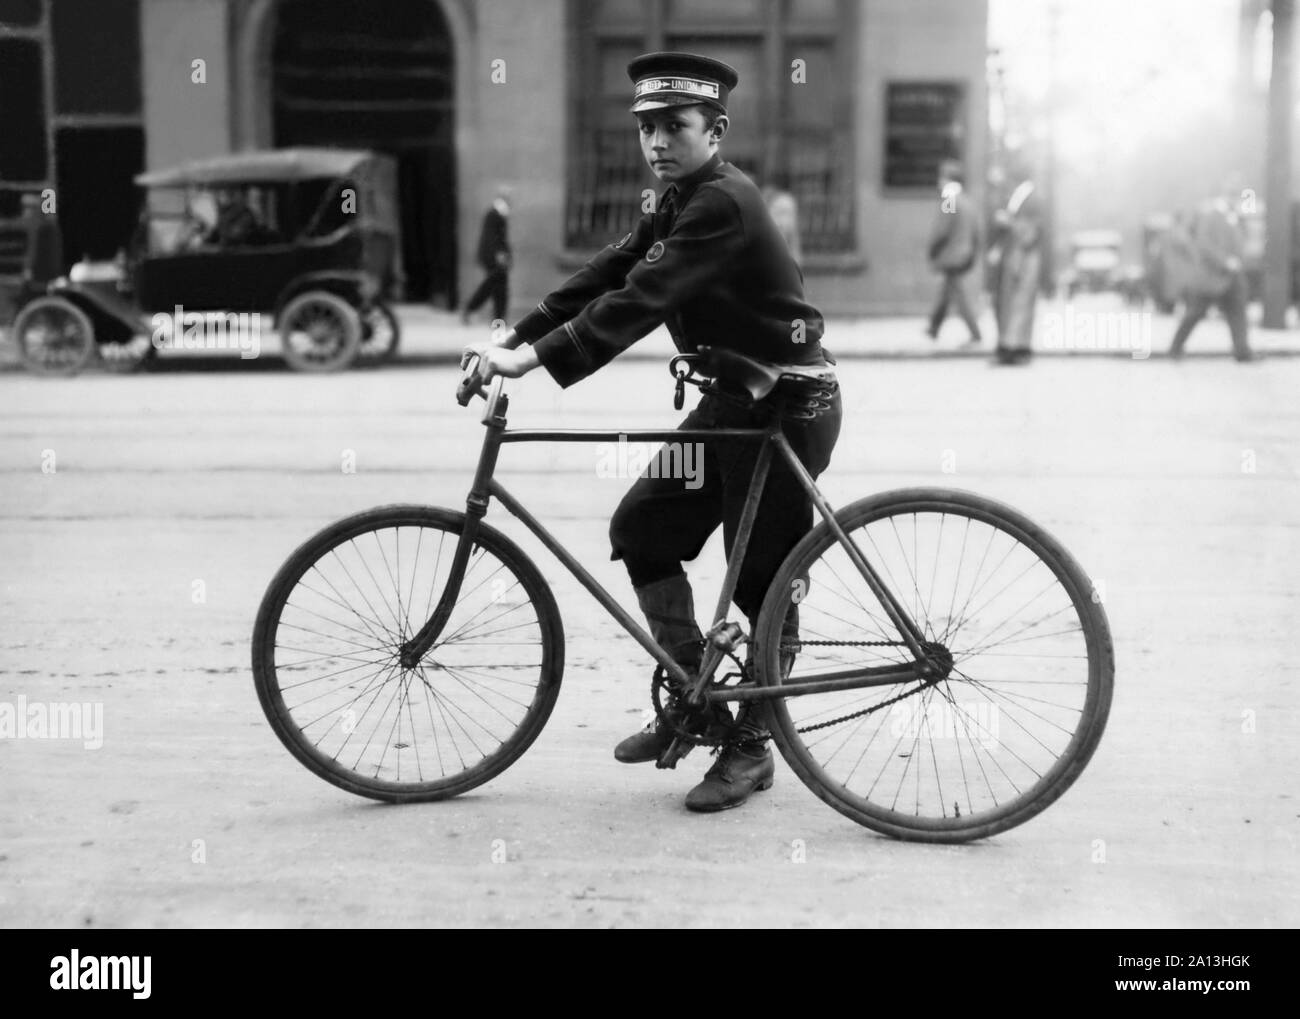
[1059,229,1123,299]
[9,148,401,375]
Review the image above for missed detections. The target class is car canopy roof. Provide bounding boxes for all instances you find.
[134,148,378,188]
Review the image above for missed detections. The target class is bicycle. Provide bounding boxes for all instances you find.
[251,349,1114,842]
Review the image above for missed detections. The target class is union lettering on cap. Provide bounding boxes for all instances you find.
[627,51,739,114]
[634,76,720,100]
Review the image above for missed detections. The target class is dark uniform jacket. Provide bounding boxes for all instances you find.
[513,153,829,389]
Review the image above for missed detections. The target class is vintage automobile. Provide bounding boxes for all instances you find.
[1059,229,1125,299]
[10,148,401,374]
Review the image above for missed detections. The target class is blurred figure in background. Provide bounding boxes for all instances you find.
[20,191,63,290]
[761,174,802,269]
[1159,209,1196,311]
[993,178,1044,365]
[206,188,262,246]
[1168,188,1254,362]
[461,185,512,326]
[925,159,981,344]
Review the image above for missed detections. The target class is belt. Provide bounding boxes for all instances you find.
[708,371,839,421]
[771,374,839,420]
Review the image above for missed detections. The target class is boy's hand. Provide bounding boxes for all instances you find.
[459,341,539,384]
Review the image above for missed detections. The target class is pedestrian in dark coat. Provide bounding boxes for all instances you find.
[925,160,982,344]
[994,179,1043,365]
[1169,194,1254,362]
[20,191,63,287]
[461,187,512,324]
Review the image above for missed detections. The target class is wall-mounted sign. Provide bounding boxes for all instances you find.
[884,81,965,190]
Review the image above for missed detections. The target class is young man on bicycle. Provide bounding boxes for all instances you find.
[460,52,842,812]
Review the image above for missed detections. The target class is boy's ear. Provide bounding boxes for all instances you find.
[711,114,729,143]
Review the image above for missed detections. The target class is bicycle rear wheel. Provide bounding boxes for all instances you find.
[252,505,564,801]
[754,488,1113,842]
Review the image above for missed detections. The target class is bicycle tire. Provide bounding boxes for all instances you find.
[252,504,564,802]
[754,487,1113,842]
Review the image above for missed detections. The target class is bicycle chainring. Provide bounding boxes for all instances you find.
[649,655,750,748]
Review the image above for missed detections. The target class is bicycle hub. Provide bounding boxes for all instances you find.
[918,640,954,681]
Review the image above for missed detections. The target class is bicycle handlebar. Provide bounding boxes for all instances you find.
[456,355,487,406]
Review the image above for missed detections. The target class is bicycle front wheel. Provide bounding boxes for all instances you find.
[754,488,1113,842]
[252,505,564,802]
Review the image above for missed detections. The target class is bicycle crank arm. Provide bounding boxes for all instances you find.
[655,736,695,770]
[675,620,749,708]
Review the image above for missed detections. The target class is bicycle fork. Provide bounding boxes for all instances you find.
[399,396,508,670]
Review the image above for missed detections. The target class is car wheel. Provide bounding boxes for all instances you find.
[357,302,401,365]
[12,296,97,376]
[278,290,362,372]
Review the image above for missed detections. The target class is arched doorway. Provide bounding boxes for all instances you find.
[271,0,457,305]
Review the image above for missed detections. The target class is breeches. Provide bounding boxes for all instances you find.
[609,387,843,623]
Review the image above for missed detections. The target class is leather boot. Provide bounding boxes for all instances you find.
[684,739,775,811]
[614,573,731,763]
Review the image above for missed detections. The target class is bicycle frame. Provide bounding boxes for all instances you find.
[399,379,941,705]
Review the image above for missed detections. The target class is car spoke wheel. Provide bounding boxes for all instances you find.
[12,297,96,376]
[279,290,361,372]
[357,303,401,364]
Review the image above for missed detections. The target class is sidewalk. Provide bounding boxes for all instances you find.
[400,296,1300,362]
[2,295,1296,371]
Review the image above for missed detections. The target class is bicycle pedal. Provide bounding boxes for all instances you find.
[655,737,694,770]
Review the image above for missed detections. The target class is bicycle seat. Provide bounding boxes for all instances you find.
[695,346,784,403]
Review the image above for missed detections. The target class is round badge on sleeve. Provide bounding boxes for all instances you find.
[645,240,666,263]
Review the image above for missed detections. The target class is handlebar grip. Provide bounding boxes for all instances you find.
[457,354,485,406]
[456,371,485,406]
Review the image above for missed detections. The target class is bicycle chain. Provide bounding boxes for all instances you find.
[787,639,907,648]
[782,638,937,734]
[792,680,936,733]
[651,639,931,739]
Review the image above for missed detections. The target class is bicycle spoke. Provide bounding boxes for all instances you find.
[285,595,394,649]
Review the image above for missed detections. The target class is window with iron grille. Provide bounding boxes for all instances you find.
[0,0,143,270]
[566,0,856,253]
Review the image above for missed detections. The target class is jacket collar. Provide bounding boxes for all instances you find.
[664,152,722,204]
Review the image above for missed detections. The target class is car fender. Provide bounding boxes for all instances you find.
[272,272,376,321]
[51,283,143,344]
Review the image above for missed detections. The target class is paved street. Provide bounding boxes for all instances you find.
[1,323,1297,928]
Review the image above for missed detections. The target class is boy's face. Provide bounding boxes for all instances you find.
[636,105,725,183]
